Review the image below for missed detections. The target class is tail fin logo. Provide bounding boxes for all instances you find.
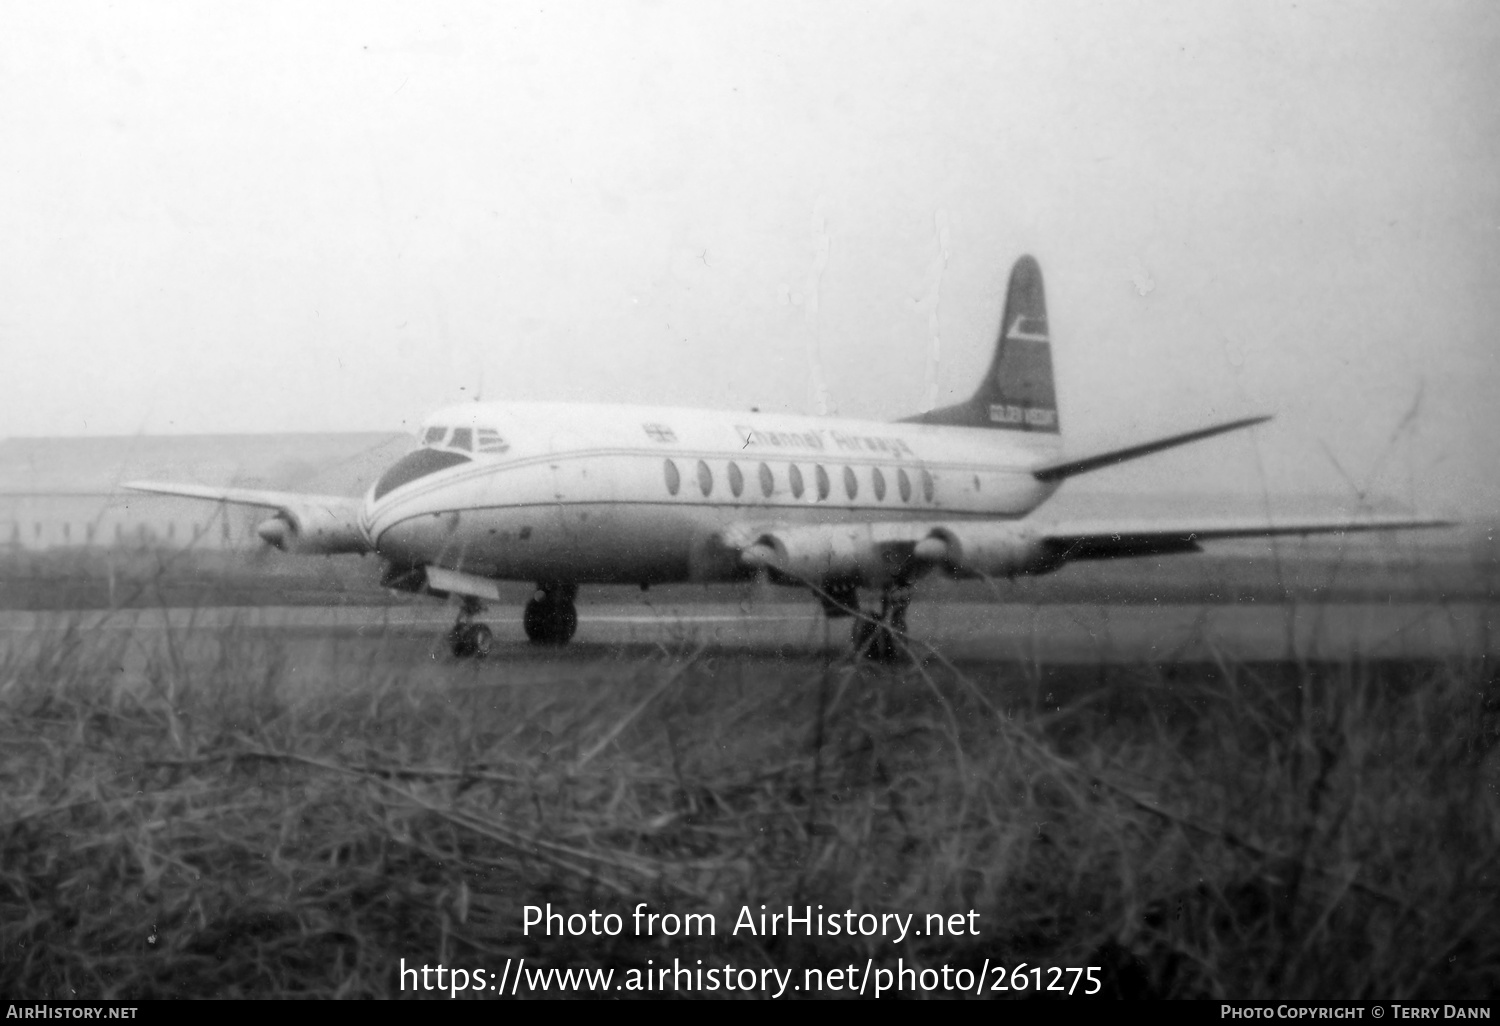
[898,254,1060,435]
[1004,314,1049,344]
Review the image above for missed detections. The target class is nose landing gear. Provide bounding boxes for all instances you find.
[448,595,494,659]
[523,582,578,645]
[851,582,913,662]
[444,584,579,655]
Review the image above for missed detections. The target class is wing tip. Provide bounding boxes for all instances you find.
[121,480,171,494]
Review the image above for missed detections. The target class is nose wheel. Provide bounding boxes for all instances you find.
[447,596,494,659]
[523,583,578,645]
[450,621,494,659]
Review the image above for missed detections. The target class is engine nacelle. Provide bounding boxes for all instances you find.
[255,504,369,555]
[739,524,894,587]
[920,523,1063,579]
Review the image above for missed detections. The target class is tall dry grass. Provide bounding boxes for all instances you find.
[0,616,1495,998]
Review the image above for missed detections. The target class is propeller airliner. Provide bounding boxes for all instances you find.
[128,256,1448,658]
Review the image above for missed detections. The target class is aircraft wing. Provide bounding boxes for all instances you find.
[122,480,369,554]
[1026,514,1456,561]
[124,480,356,512]
[726,513,1453,583]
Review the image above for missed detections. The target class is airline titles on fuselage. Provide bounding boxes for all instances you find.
[731,424,916,459]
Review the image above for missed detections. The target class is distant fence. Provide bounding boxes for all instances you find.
[0,490,274,552]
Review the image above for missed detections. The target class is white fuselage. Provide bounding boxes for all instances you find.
[361,402,1063,585]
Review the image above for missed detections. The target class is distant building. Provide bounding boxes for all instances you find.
[0,433,410,552]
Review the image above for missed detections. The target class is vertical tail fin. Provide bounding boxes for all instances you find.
[903,255,1059,433]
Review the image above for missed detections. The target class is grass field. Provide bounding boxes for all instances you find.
[1,610,1496,999]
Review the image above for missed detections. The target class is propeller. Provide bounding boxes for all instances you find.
[255,514,294,551]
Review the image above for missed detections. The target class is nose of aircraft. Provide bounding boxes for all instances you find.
[362,447,474,554]
[363,487,459,566]
[358,485,380,547]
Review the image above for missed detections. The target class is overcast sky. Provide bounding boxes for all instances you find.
[2,2,1496,516]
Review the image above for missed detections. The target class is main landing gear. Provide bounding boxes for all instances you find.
[523,583,578,646]
[448,595,494,659]
[850,583,913,662]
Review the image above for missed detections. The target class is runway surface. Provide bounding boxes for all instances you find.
[1,600,1492,666]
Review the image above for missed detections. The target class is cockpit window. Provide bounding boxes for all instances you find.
[450,428,473,452]
[476,428,510,454]
[423,426,447,445]
[373,448,471,500]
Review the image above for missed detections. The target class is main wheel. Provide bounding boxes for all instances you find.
[524,596,578,645]
[548,599,578,644]
[852,619,898,662]
[869,627,898,662]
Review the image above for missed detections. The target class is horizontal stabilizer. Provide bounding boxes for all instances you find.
[1032,415,1271,483]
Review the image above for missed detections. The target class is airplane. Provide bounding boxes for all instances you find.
[126,255,1450,660]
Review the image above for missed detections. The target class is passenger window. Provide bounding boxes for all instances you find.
[898,468,912,502]
[788,464,804,499]
[815,465,830,501]
[450,428,473,451]
[872,467,886,501]
[843,466,858,500]
[664,459,681,496]
[423,426,446,445]
[922,468,935,503]
[759,463,774,498]
[697,460,713,496]
[728,461,744,498]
